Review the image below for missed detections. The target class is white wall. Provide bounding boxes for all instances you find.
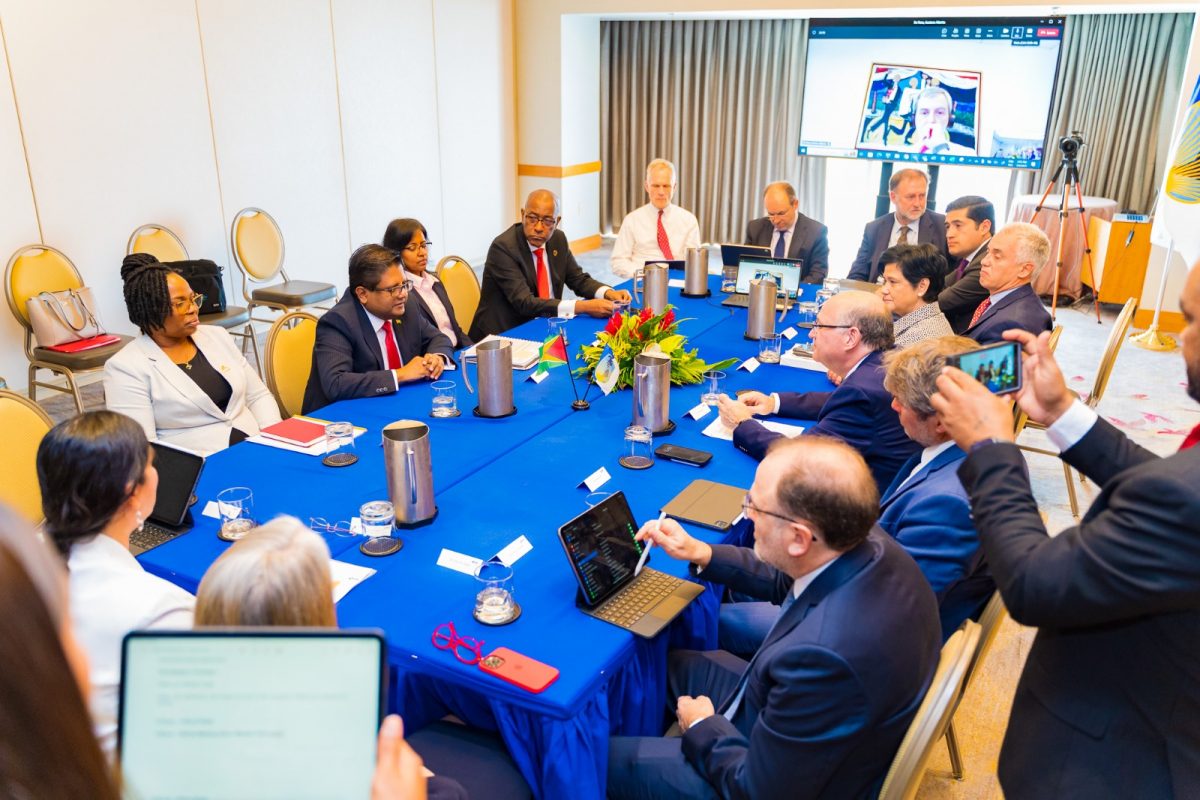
[0,0,516,391]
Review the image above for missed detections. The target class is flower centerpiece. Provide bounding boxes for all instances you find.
[574,306,737,390]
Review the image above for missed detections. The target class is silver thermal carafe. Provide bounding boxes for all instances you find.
[682,247,710,297]
[745,277,778,341]
[631,351,673,434]
[461,339,515,417]
[381,420,437,527]
[633,262,670,314]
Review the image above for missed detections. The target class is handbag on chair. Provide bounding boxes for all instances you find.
[27,288,106,347]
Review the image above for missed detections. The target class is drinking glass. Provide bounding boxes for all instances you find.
[216,487,255,541]
[474,561,517,625]
[323,421,357,467]
[758,333,783,364]
[721,265,739,293]
[822,277,842,294]
[816,288,836,307]
[701,370,725,406]
[585,491,612,508]
[547,317,569,346]
[430,380,458,418]
[798,301,819,326]
[620,425,654,470]
[359,500,394,539]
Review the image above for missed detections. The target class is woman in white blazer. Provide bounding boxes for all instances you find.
[104,255,280,455]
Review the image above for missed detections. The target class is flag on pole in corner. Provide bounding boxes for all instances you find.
[534,334,568,376]
[1162,74,1200,264]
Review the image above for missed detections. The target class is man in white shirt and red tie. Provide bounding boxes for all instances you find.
[470,189,632,340]
[610,158,702,279]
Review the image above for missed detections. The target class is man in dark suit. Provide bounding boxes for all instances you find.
[962,222,1053,345]
[717,290,920,492]
[302,244,454,414]
[931,266,1200,799]
[940,195,994,333]
[469,189,631,340]
[848,168,948,283]
[743,181,828,283]
[880,335,993,639]
[607,436,941,800]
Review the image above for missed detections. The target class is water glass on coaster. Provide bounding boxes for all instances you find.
[323,421,358,467]
[758,333,783,364]
[359,500,402,557]
[474,561,519,625]
[701,370,725,406]
[619,425,654,470]
[547,316,569,346]
[430,380,459,418]
[216,487,255,542]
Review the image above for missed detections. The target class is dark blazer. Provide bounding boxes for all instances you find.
[963,283,1052,345]
[683,531,941,800]
[409,278,472,350]
[847,211,948,283]
[939,241,990,334]
[958,420,1200,799]
[879,444,993,639]
[732,350,921,492]
[301,289,453,414]
[469,224,606,340]
[744,214,830,284]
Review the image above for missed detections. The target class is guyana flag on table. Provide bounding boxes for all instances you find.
[534,333,569,376]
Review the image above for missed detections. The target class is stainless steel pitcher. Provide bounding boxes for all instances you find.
[746,276,778,341]
[632,262,670,314]
[381,420,436,527]
[631,351,672,433]
[682,247,709,296]
[461,339,515,417]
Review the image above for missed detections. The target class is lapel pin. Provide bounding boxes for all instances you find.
[552,250,558,257]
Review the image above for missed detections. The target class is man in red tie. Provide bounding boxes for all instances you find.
[469,190,631,340]
[302,244,454,414]
[929,264,1200,800]
[962,222,1053,345]
[610,158,701,279]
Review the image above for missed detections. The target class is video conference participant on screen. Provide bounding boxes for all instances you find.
[743,181,829,284]
[913,86,974,156]
[607,436,940,800]
[848,169,947,284]
[962,223,1053,345]
[940,196,994,333]
[302,245,453,415]
[611,158,701,279]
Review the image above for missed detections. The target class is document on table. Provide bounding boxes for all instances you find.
[780,351,828,372]
[331,560,376,603]
[701,416,805,441]
[247,416,368,456]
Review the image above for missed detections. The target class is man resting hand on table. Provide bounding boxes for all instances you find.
[607,436,939,800]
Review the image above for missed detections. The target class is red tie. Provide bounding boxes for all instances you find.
[381,321,401,370]
[969,297,992,328]
[1181,423,1200,451]
[534,248,550,299]
[657,210,674,259]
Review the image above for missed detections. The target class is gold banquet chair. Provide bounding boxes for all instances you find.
[878,620,981,800]
[230,208,336,325]
[434,255,481,331]
[0,389,54,524]
[943,592,1010,780]
[128,223,261,373]
[4,245,132,413]
[264,311,318,418]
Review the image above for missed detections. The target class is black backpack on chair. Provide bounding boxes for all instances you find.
[165,259,228,314]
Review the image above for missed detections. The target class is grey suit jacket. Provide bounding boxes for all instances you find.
[744,213,829,283]
[848,211,948,283]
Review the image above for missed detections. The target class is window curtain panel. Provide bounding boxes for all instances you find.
[601,19,823,243]
[1008,12,1195,215]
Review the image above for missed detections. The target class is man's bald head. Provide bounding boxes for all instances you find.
[524,189,560,216]
[824,290,894,351]
[522,189,562,248]
[763,182,799,232]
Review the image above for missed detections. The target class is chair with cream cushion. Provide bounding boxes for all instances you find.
[434,255,481,331]
[230,208,336,326]
[0,389,54,524]
[264,311,318,418]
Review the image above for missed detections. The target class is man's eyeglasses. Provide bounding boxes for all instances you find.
[170,293,205,314]
[373,280,414,297]
[523,213,558,229]
[741,494,817,540]
[810,322,853,331]
[432,621,484,665]
[404,241,432,254]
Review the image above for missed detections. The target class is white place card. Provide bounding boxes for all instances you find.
[349,517,364,535]
[437,549,484,576]
[781,327,798,340]
[528,370,549,384]
[493,535,533,566]
[687,402,712,421]
[330,560,376,603]
[668,278,686,288]
[579,466,612,491]
[738,357,761,373]
[201,500,221,520]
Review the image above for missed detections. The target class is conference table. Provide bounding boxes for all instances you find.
[138,276,833,799]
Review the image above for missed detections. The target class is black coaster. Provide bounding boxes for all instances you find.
[430,409,462,419]
[618,455,654,470]
[653,419,677,437]
[323,452,358,467]
[393,507,438,529]
[681,289,711,298]
[473,405,518,419]
[359,536,403,556]
[744,333,767,341]
[474,602,522,627]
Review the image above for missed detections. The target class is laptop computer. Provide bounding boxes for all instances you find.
[660,479,747,532]
[719,243,770,270]
[119,630,385,798]
[721,255,805,310]
[643,259,685,271]
[557,491,704,638]
[128,442,205,556]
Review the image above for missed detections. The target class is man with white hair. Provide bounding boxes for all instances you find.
[611,158,701,279]
[963,222,1053,344]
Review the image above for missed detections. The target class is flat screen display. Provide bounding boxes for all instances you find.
[799,17,1065,169]
[735,257,804,298]
[149,442,204,526]
[558,491,644,606]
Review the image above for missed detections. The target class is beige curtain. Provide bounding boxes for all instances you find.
[601,19,823,243]
[1008,12,1195,214]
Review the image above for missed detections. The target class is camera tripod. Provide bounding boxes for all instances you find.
[1034,149,1102,323]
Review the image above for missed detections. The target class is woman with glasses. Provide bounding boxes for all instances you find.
[383,218,473,349]
[104,253,280,455]
[878,243,954,348]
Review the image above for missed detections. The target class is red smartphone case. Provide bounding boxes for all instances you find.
[478,647,560,693]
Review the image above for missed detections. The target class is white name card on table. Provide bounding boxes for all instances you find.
[493,535,533,566]
[701,416,805,442]
[528,370,549,384]
[201,501,221,520]
[780,351,829,372]
[781,327,798,340]
[687,402,711,421]
[579,466,612,491]
[668,278,686,288]
[437,549,484,576]
[738,357,761,373]
[331,560,376,603]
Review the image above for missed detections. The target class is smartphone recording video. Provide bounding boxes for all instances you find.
[948,341,1022,395]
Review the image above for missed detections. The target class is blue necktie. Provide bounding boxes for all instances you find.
[774,231,787,259]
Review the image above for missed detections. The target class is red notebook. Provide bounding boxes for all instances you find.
[43,334,122,353]
[260,417,328,448]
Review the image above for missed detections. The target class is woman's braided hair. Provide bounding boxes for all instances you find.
[120,252,178,334]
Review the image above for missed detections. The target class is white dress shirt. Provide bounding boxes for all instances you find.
[1045,399,1100,453]
[363,305,402,390]
[611,202,701,278]
[68,534,194,758]
[894,439,957,491]
[770,218,798,258]
[404,268,458,347]
[526,242,611,318]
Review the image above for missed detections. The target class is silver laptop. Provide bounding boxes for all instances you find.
[721,255,804,310]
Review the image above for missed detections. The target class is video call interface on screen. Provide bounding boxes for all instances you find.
[560,495,645,606]
[120,633,383,798]
[799,17,1065,169]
